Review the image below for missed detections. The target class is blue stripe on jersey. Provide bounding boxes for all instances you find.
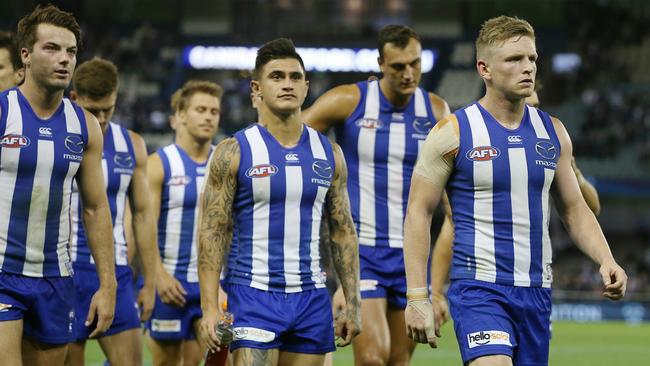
[335,80,436,249]
[71,122,135,266]
[230,124,333,292]
[448,102,560,288]
[0,88,87,277]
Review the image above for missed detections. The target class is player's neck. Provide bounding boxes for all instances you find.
[479,89,527,130]
[379,78,412,109]
[257,106,303,148]
[175,133,212,163]
[18,78,64,119]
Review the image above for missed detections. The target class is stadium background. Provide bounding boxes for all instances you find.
[1,0,649,364]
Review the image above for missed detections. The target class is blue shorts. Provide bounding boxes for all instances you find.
[359,245,407,309]
[72,264,140,341]
[229,284,335,354]
[0,272,75,344]
[448,280,552,366]
[147,280,201,340]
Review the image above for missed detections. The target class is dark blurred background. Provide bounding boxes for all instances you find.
[2,0,649,316]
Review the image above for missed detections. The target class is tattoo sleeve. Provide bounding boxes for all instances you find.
[198,137,239,311]
[325,144,360,308]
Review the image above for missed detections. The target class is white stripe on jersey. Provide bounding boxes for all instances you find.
[113,174,130,265]
[415,88,427,152]
[162,145,184,275]
[111,123,128,151]
[69,182,80,262]
[245,127,271,291]
[0,91,21,268]
[284,165,303,292]
[465,104,497,283]
[57,161,78,274]
[509,148,531,286]
[357,80,379,245]
[541,169,554,287]
[528,106,550,139]
[306,127,327,288]
[387,122,405,248]
[187,174,204,283]
[23,140,55,276]
[63,99,81,134]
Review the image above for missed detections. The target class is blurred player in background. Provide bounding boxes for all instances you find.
[0,5,116,365]
[146,80,223,366]
[66,58,158,366]
[403,15,627,366]
[0,31,24,90]
[198,38,361,366]
[303,24,453,365]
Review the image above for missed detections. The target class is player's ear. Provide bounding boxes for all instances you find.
[250,79,261,96]
[477,59,491,81]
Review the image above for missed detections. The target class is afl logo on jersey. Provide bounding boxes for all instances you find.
[168,175,192,186]
[65,134,85,154]
[535,141,557,160]
[356,118,383,129]
[114,152,134,169]
[246,164,278,178]
[0,134,30,148]
[312,160,333,179]
[412,118,434,134]
[466,146,500,161]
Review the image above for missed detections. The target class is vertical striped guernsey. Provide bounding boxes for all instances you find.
[448,103,560,288]
[70,122,135,266]
[229,124,335,293]
[0,88,88,277]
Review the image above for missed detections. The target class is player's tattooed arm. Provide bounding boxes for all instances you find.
[235,348,279,366]
[198,137,240,351]
[326,143,362,345]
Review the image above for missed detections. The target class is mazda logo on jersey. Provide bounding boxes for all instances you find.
[168,175,192,185]
[0,134,30,148]
[535,141,557,160]
[64,134,85,154]
[412,118,434,134]
[355,118,383,129]
[466,146,500,161]
[114,152,134,168]
[312,160,333,179]
[246,164,278,178]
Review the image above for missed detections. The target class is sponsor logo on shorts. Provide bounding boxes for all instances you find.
[151,319,182,333]
[233,327,275,343]
[466,146,500,161]
[359,279,379,292]
[0,134,30,148]
[467,330,512,348]
[0,303,13,312]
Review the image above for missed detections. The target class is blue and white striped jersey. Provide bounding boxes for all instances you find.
[229,124,335,293]
[335,80,437,249]
[0,88,88,277]
[157,144,210,283]
[70,122,135,267]
[448,103,560,288]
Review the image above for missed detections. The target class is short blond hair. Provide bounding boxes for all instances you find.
[476,16,535,59]
[173,80,223,113]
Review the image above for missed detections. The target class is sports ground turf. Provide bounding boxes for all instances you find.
[84,321,650,365]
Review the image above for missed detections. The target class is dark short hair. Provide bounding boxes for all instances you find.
[0,31,22,70]
[73,58,119,99]
[17,4,82,51]
[377,24,420,59]
[253,38,305,80]
[174,80,223,112]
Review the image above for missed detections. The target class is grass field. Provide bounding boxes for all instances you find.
[84,321,650,365]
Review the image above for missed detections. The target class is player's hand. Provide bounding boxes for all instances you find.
[331,286,345,318]
[600,260,627,301]
[431,291,449,328]
[86,282,117,338]
[137,284,155,321]
[334,302,361,347]
[200,308,222,352]
[157,268,187,307]
[405,298,437,348]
